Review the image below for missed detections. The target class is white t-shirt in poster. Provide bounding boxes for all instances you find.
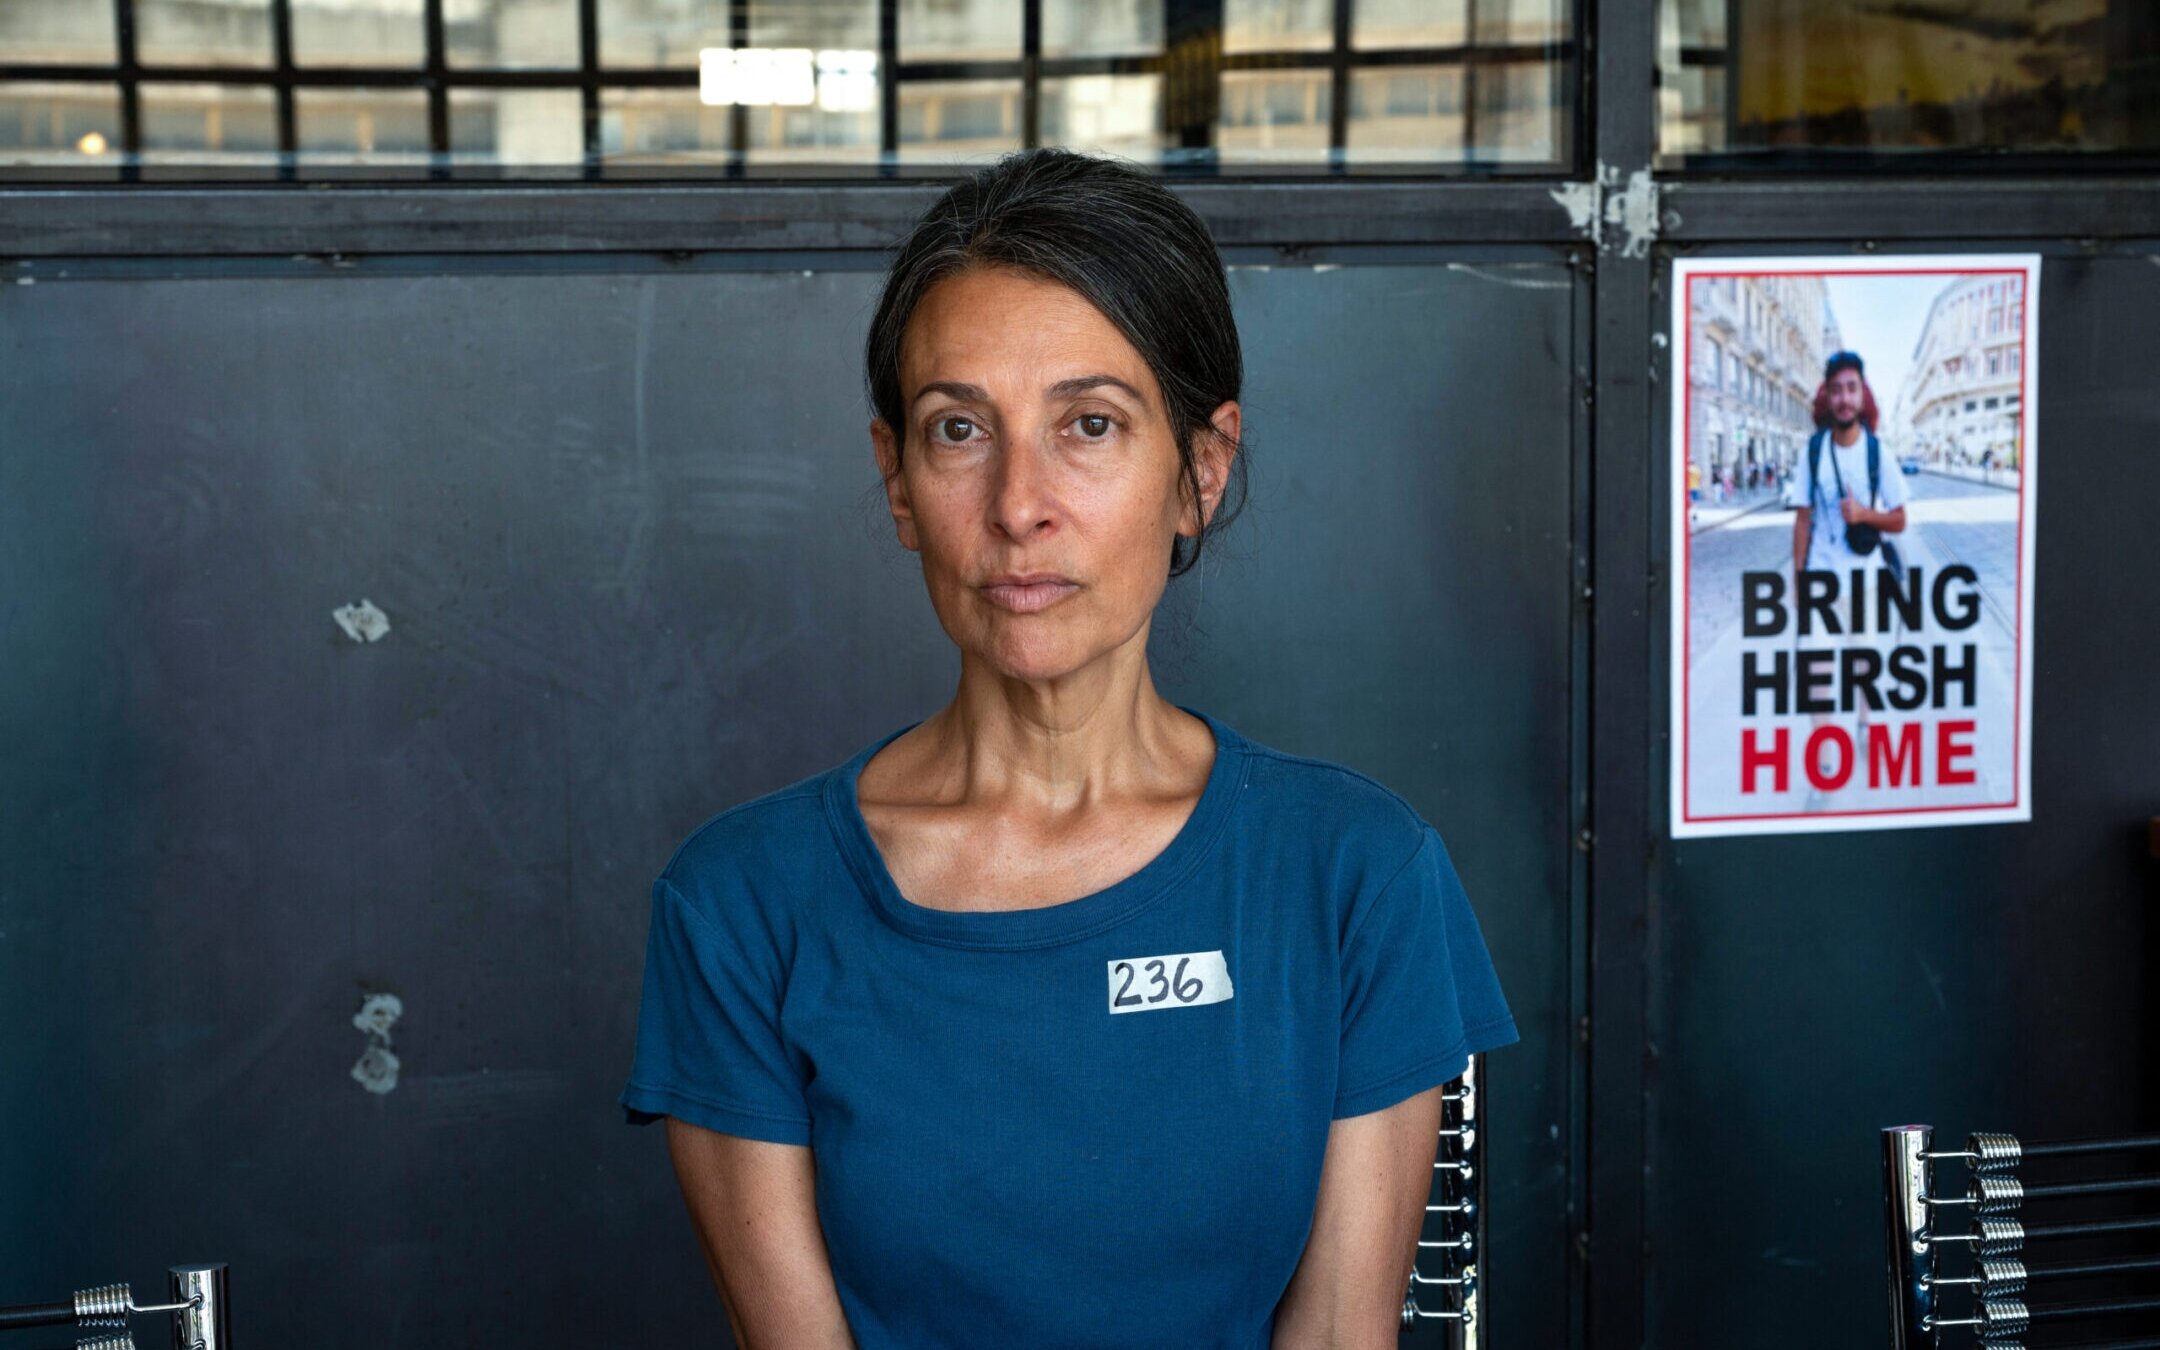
[1782,425,1911,574]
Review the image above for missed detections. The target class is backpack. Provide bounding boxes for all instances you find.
[1807,426,1905,583]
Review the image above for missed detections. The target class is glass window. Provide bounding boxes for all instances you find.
[902,0,1020,62]
[0,0,1575,177]
[292,0,426,69]
[297,88,431,164]
[600,87,735,165]
[898,78,1022,161]
[137,0,273,68]
[0,5,117,63]
[447,0,580,69]
[1042,0,1163,59]
[1659,0,2160,165]
[0,82,122,166]
[448,88,584,165]
[138,82,280,170]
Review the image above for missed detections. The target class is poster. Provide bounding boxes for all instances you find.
[1669,254,2038,838]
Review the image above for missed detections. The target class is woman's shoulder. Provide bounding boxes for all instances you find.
[656,762,839,900]
[1225,722,1437,867]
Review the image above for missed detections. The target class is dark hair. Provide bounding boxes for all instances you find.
[863,147,1249,578]
[1824,349,1865,380]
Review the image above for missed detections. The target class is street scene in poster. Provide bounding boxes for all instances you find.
[1670,254,2038,837]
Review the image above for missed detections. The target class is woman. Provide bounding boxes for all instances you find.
[621,147,1518,1349]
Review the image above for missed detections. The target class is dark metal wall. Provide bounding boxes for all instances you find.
[0,250,1585,1346]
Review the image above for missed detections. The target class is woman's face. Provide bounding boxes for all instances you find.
[870,265,1237,686]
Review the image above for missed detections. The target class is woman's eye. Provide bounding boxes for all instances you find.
[1074,413,1114,439]
[932,416,977,443]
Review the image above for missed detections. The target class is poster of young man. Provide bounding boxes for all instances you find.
[1669,254,2039,838]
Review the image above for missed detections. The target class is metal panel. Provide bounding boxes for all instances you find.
[1643,244,2160,1348]
[0,181,1591,258]
[0,250,1582,1346]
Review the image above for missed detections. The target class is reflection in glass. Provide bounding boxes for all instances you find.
[1472,0,1565,45]
[1041,74,1164,160]
[1347,65,1462,161]
[742,89,879,163]
[1472,58,1558,161]
[1659,0,2160,160]
[1217,69,1331,162]
[0,83,123,164]
[139,82,280,162]
[1042,0,1164,59]
[448,87,583,163]
[751,0,877,51]
[898,78,1022,160]
[600,87,735,162]
[0,5,116,64]
[296,88,431,162]
[1224,0,1332,54]
[291,0,425,68]
[1354,0,1465,51]
[901,0,1020,63]
[137,0,274,68]
[602,0,877,68]
[447,0,580,69]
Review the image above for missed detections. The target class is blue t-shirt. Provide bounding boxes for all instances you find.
[620,705,1518,1349]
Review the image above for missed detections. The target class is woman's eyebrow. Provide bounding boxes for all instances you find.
[910,375,1147,409]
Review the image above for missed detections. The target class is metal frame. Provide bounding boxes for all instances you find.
[9,3,2160,1348]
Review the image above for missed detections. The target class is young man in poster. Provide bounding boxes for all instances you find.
[1784,350,1910,805]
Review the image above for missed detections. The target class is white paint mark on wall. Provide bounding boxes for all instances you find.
[351,991,403,1094]
[333,598,391,643]
[1550,179,1601,240]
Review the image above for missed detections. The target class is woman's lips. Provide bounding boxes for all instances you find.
[979,580,1081,613]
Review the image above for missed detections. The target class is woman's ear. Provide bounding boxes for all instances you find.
[1181,400,1241,537]
[871,417,920,552]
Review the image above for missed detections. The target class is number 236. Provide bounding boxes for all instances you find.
[1112,957,1204,1007]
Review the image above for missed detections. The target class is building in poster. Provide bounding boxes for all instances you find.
[1892,273,2028,483]
[1669,254,2039,837]
[1684,273,1827,522]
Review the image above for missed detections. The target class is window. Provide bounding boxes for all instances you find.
[1659,0,2160,166]
[0,0,1581,177]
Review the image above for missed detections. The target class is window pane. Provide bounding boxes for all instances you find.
[296,88,431,163]
[1347,65,1463,161]
[1041,74,1164,160]
[292,0,426,68]
[447,0,580,69]
[137,0,274,68]
[600,87,736,163]
[602,0,878,67]
[1354,0,1466,51]
[0,5,116,64]
[1472,58,1560,162]
[1042,0,1163,60]
[902,0,1020,63]
[1225,0,1332,54]
[898,78,1021,161]
[1473,0,1565,45]
[449,87,584,164]
[742,92,879,165]
[139,83,280,163]
[0,82,122,165]
[1659,0,2160,163]
[1216,68,1331,164]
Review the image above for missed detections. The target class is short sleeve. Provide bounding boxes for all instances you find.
[1782,444,1812,509]
[1876,444,1910,512]
[1333,827,1520,1120]
[619,875,813,1145]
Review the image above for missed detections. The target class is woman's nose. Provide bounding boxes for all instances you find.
[989,435,1055,540]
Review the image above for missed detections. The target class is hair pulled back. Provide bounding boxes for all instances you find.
[864,147,1248,578]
